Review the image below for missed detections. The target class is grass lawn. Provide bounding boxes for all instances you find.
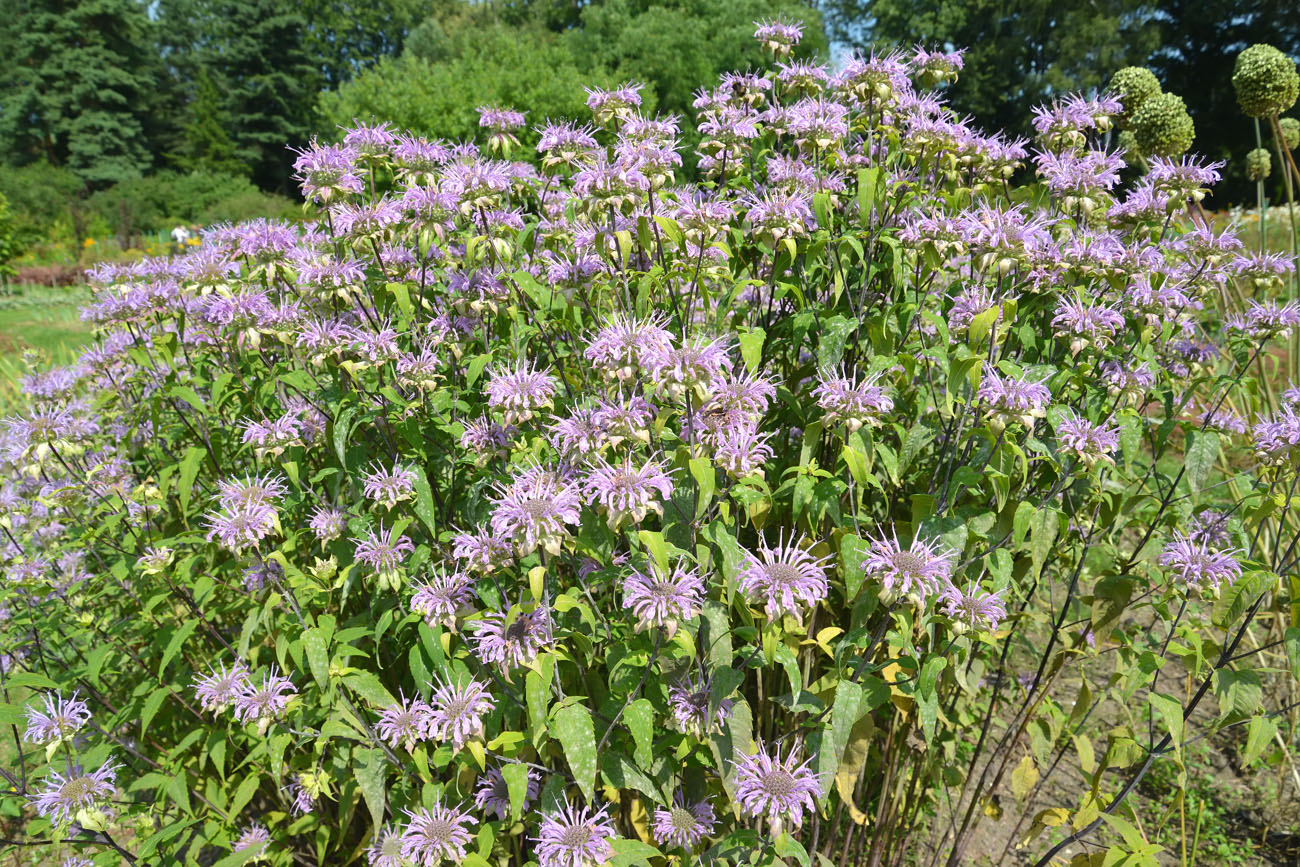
[0,284,94,412]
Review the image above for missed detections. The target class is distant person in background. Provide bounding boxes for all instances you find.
[170,225,190,254]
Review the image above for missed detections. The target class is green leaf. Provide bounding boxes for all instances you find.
[1212,571,1274,629]
[689,457,715,520]
[333,406,359,469]
[211,845,264,867]
[177,446,206,515]
[7,672,58,690]
[230,773,260,818]
[1215,669,1263,720]
[816,314,856,371]
[1011,755,1039,802]
[552,702,598,802]
[355,747,388,828]
[1185,430,1219,495]
[817,680,863,797]
[1148,693,1184,751]
[738,327,766,372]
[609,838,664,867]
[302,627,330,689]
[625,698,654,768]
[158,618,199,677]
[344,671,396,708]
[141,687,170,739]
[411,465,438,537]
[502,762,530,823]
[1243,716,1277,765]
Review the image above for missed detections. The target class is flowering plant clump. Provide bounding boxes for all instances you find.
[2,23,1300,867]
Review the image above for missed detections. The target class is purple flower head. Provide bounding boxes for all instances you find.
[193,661,250,713]
[1055,410,1120,466]
[977,365,1051,430]
[745,189,815,241]
[912,45,964,85]
[534,799,619,867]
[586,83,644,125]
[537,121,599,172]
[362,463,418,509]
[814,367,894,431]
[460,416,515,461]
[24,692,91,745]
[733,742,821,832]
[355,524,416,587]
[475,766,540,820]
[233,667,297,726]
[485,361,557,424]
[738,534,830,622]
[1253,407,1300,463]
[234,824,271,854]
[452,528,514,573]
[1159,533,1244,594]
[400,802,476,866]
[470,604,552,670]
[863,531,954,606]
[712,425,775,479]
[939,582,1008,634]
[478,105,526,132]
[583,455,673,529]
[1188,510,1233,547]
[489,470,582,557]
[427,674,495,751]
[1099,360,1155,405]
[30,762,117,825]
[1051,297,1125,352]
[668,673,733,737]
[343,120,398,158]
[293,140,363,203]
[585,313,674,382]
[623,561,705,636]
[206,501,278,554]
[310,506,348,543]
[410,567,474,629]
[288,777,318,817]
[376,693,432,751]
[653,793,716,849]
[754,16,803,56]
[367,825,404,867]
[645,336,730,400]
[549,404,609,459]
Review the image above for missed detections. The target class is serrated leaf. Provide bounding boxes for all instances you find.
[177,446,206,515]
[553,702,597,802]
[502,763,530,823]
[159,618,198,677]
[1243,716,1277,765]
[355,747,388,828]
[1148,693,1184,751]
[344,671,396,708]
[411,465,437,537]
[230,773,260,818]
[303,627,329,689]
[1011,755,1039,802]
[626,698,654,768]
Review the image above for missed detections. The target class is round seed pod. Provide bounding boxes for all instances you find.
[1109,66,1162,129]
[1280,117,1300,150]
[1131,92,1195,158]
[1246,147,1272,181]
[1232,44,1299,118]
